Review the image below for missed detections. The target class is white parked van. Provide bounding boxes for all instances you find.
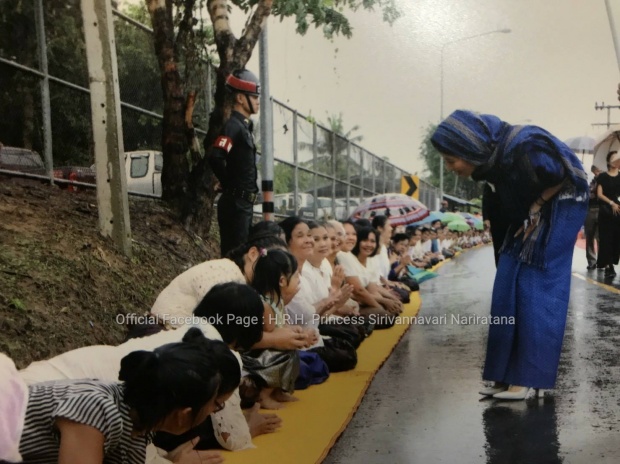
[91,150,163,196]
[125,151,163,196]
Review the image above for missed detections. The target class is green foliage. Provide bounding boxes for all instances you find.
[273,162,314,194]
[296,112,366,181]
[0,3,148,164]
[419,122,483,200]
[115,4,165,152]
[230,0,400,39]
[9,298,26,311]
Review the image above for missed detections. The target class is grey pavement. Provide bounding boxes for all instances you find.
[324,246,620,464]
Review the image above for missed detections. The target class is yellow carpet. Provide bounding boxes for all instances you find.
[223,292,422,464]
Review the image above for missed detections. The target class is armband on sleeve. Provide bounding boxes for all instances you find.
[213,136,233,153]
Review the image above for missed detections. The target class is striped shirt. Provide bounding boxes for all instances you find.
[19,380,150,463]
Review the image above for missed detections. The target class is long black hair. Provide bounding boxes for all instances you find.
[181,327,241,396]
[119,328,238,433]
[251,249,298,305]
[193,282,264,351]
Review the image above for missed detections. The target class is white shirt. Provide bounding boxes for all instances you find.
[372,245,391,279]
[337,251,376,287]
[319,259,333,289]
[408,241,425,260]
[302,260,330,302]
[150,259,245,327]
[285,263,324,348]
[420,239,432,253]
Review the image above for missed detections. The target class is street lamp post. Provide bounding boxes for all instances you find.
[438,28,511,205]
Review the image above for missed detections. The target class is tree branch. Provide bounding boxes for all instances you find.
[175,0,197,60]
[233,0,273,68]
[207,0,237,67]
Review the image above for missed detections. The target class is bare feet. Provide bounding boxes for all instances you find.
[271,389,299,403]
[259,396,283,410]
[244,404,283,437]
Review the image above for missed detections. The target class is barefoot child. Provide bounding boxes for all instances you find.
[245,248,315,409]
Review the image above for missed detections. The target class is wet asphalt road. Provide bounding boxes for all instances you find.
[324,246,620,464]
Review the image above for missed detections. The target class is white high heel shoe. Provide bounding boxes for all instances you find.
[493,386,541,400]
[479,385,508,396]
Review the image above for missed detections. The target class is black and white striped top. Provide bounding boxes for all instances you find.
[19,380,150,463]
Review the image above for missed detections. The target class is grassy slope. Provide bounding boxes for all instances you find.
[0,175,219,368]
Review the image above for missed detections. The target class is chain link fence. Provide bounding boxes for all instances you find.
[0,0,439,219]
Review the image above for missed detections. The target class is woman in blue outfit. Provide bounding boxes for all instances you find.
[431,110,588,400]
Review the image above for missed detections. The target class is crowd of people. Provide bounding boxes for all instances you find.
[1,212,487,464]
[2,62,605,461]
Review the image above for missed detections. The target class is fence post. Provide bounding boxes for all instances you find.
[34,0,53,181]
[80,0,131,256]
[293,110,299,215]
[359,147,364,203]
[331,131,336,219]
[312,123,318,218]
[346,141,351,217]
[259,25,274,221]
[382,160,387,194]
[371,152,376,194]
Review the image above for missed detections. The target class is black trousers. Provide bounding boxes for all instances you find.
[584,206,599,266]
[217,192,254,257]
[597,208,620,267]
[311,337,357,372]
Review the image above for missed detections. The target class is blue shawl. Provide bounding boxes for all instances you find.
[431,110,588,268]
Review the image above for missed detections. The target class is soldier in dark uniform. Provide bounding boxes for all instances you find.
[208,69,261,257]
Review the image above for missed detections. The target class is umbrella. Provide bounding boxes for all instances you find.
[563,136,596,154]
[440,212,462,224]
[459,212,482,227]
[593,126,620,170]
[447,220,471,232]
[350,193,430,227]
[410,211,445,227]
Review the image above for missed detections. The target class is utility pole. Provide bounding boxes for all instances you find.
[594,102,620,129]
[80,0,132,256]
[259,20,274,221]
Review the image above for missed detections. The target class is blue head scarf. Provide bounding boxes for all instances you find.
[431,110,587,190]
[431,110,510,166]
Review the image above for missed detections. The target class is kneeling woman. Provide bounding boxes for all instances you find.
[338,222,402,329]
[16,329,237,463]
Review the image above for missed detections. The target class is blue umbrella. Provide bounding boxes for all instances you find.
[410,211,444,227]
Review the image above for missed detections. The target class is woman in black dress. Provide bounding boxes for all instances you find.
[596,151,620,277]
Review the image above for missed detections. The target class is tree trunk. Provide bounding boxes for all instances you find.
[146,0,189,209]
[181,0,273,236]
[147,0,273,237]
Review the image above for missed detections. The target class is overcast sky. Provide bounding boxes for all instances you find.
[227,0,620,176]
